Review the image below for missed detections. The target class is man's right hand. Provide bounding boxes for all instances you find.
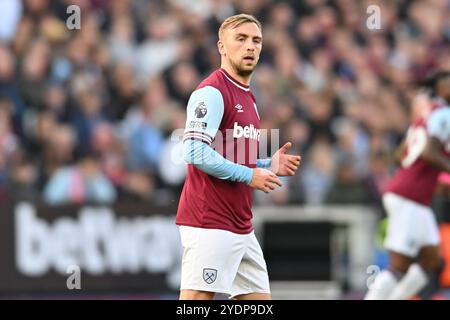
[249,168,283,193]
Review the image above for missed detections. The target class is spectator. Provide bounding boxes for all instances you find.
[325,158,377,204]
[0,94,18,202]
[299,140,337,205]
[120,88,164,173]
[0,0,22,43]
[0,0,447,207]
[43,153,116,205]
[9,156,39,202]
[0,45,25,138]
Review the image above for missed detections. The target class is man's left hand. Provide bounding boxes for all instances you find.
[271,142,301,176]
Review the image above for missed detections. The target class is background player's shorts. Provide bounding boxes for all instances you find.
[179,226,270,298]
[382,192,440,257]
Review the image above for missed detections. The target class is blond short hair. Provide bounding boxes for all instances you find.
[218,14,262,40]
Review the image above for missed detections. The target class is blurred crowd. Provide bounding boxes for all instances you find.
[0,0,449,207]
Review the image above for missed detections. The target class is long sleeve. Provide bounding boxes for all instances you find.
[256,158,271,169]
[182,85,253,184]
[183,139,253,184]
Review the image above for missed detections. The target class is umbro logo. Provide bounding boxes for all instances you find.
[235,104,244,113]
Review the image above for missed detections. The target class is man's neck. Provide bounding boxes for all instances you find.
[220,63,251,85]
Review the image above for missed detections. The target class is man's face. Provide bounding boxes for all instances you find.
[218,22,262,77]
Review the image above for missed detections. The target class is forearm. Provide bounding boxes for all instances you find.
[421,138,450,173]
[425,110,450,173]
[183,139,253,184]
[421,154,450,173]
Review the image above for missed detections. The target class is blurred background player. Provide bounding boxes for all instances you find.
[176,14,301,300]
[365,71,450,300]
[434,72,450,230]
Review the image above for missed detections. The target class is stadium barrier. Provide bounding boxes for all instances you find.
[253,206,378,299]
[0,202,181,297]
[0,202,377,298]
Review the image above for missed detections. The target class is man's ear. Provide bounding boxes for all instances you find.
[217,40,225,56]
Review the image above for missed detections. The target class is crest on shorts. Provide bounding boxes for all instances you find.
[195,102,207,118]
[203,268,217,284]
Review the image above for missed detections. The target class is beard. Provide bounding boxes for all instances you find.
[230,58,255,78]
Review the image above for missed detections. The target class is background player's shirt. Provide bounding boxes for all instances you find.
[385,106,450,205]
[176,68,261,234]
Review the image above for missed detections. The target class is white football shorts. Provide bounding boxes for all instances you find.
[383,192,440,257]
[179,226,270,298]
